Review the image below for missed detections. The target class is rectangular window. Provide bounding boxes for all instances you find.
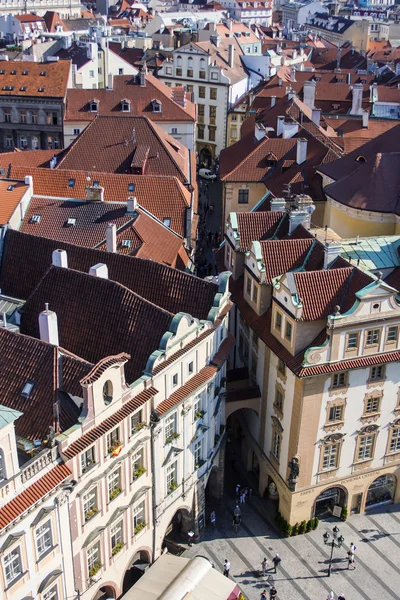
[186,84,193,93]
[370,365,385,381]
[272,431,281,461]
[187,69,193,77]
[36,520,52,557]
[322,443,339,470]
[365,396,380,414]
[133,500,145,531]
[89,70,95,77]
[4,547,22,585]
[197,125,205,139]
[19,110,26,123]
[246,276,252,296]
[328,405,343,422]
[107,428,121,454]
[198,104,205,117]
[275,389,283,411]
[5,135,13,148]
[199,86,205,98]
[285,321,292,342]
[358,434,375,460]
[238,189,249,204]
[211,72,218,80]
[4,109,11,123]
[31,111,38,124]
[275,312,282,332]
[87,542,101,576]
[171,127,178,134]
[387,326,398,343]
[332,372,346,388]
[172,373,178,387]
[44,586,58,600]
[366,329,380,346]
[278,359,286,376]
[166,461,177,493]
[81,446,95,472]
[347,332,358,350]
[131,410,144,435]
[176,68,182,76]
[118,68,123,75]
[390,428,400,453]
[110,522,123,551]
[165,413,177,443]
[194,394,201,417]
[252,285,258,303]
[131,448,144,478]
[73,128,80,135]
[83,488,98,521]
[194,439,203,466]
[199,70,206,79]
[208,126,216,142]
[108,469,121,501]
[210,88,217,100]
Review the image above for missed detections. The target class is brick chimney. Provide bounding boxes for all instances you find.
[351,83,364,115]
[52,249,68,268]
[303,80,316,109]
[106,223,117,253]
[85,185,104,202]
[39,303,59,346]
[89,263,109,279]
[324,240,342,269]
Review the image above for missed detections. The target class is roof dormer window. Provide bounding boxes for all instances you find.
[7,185,15,191]
[68,178,75,188]
[90,101,98,113]
[356,155,366,164]
[30,214,41,223]
[121,239,132,248]
[40,70,46,76]
[152,99,162,113]
[121,99,131,112]
[66,218,76,226]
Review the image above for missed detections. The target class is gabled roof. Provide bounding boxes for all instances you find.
[0,230,218,319]
[0,179,29,225]
[65,74,195,122]
[235,211,288,250]
[0,149,62,169]
[187,36,247,85]
[291,267,373,321]
[57,116,191,182]
[260,238,324,283]
[0,327,92,440]
[20,266,174,383]
[3,167,190,237]
[0,61,70,98]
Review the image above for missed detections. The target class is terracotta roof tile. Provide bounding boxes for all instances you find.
[260,239,324,283]
[63,387,157,458]
[4,167,190,237]
[0,150,62,170]
[65,74,195,122]
[80,353,130,385]
[0,230,218,320]
[235,211,288,250]
[0,60,70,98]
[0,463,72,530]
[57,116,191,182]
[20,267,174,383]
[0,179,29,225]
[152,329,214,375]
[298,349,400,377]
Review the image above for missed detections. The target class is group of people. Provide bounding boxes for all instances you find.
[235,483,253,504]
[195,180,219,279]
[327,593,346,600]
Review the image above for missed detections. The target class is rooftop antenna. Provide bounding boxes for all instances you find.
[132,128,136,144]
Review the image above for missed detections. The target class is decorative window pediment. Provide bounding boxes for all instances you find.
[162,446,183,467]
[271,415,283,433]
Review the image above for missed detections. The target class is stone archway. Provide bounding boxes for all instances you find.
[92,583,117,600]
[314,485,348,519]
[199,147,212,168]
[121,548,151,595]
[162,506,192,554]
[365,474,396,510]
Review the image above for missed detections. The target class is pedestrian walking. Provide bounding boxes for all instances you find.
[233,513,241,533]
[349,542,357,554]
[210,510,216,528]
[260,591,268,600]
[272,553,281,574]
[235,483,240,500]
[269,585,278,599]
[234,504,241,517]
[347,550,355,569]
[326,593,335,600]
[338,594,346,600]
[223,559,230,577]
[187,530,194,547]
[261,557,269,577]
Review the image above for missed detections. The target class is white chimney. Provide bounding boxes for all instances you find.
[347,72,351,85]
[24,175,33,187]
[303,80,316,109]
[127,196,138,214]
[106,223,117,253]
[293,49,297,60]
[288,209,310,235]
[278,77,282,87]
[271,96,276,108]
[228,44,234,68]
[277,115,285,137]
[140,69,146,86]
[282,120,298,138]
[311,108,321,127]
[255,122,266,142]
[39,303,59,346]
[296,138,307,165]
[52,249,68,268]
[369,82,378,103]
[362,109,369,128]
[89,263,109,279]
[351,83,364,115]
[227,19,233,31]
[290,66,296,82]
[324,240,342,269]
[270,198,286,212]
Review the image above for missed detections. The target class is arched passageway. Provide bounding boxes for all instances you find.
[122,549,150,595]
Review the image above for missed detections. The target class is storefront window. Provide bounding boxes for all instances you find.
[365,475,395,508]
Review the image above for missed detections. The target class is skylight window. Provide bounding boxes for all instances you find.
[20,86,26,91]
[7,185,15,191]
[40,71,46,76]
[128,183,135,192]
[38,87,45,92]
[21,380,35,398]
[31,214,41,223]
[66,218,76,226]
[22,70,28,75]
[163,217,172,227]
[68,178,75,188]
[93,180,100,187]
[10,70,16,75]
[121,239,132,248]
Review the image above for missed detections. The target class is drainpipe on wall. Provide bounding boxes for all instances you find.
[150,409,161,563]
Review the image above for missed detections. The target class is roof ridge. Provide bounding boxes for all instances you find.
[144,118,189,183]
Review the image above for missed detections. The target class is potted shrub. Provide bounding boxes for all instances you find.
[112,541,124,556]
[134,521,147,535]
[341,505,348,521]
[108,440,123,456]
[133,421,147,433]
[85,507,99,521]
[306,519,313,532]
[89,562,102,578]
[109,487,122,501]
[292,522,299,536]
[167,481,178,494]
[82,460,95,473]
[195,459,206,470]
[312,517,319,530]
[133,465,146,480]
[165,432,180,445]
[195,410,206,420]
[299,520,307,534]
[284,522,292,537]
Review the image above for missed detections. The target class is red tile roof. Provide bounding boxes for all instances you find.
[63,387,157,458]
[235,211,287,251]
[57,116,191,182]
[0,179,29,225]
[0,463,72,530]
[156,334,235,414]
[298,349,400,377]
[0,60,70,98]
[20,266,174,383]
[65,74,195,122]
[80,353,130,385]
[0,230,218,320]
[0,149,61,169]
[0,328,92,441]
[260,239,323,283]
[152,328,214,375]
[4,167,190,237]
[292,267,373,321]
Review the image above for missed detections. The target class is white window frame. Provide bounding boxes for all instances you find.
[172,373,178,387]
[83,487,98,520]
[81,446,95,472]
[36,519,53,558]
[3,547,22,586]
[358,434,375,460]
[131,410,143,435]
[133,500,145,529]
[322,443,338,470]
[87,541,101,574]
[110,521,123,550]
[44,585,58,600]
[194,439,203,466]
[165,413,177,442]
[389,427,400,453]
[108,468,121,500]
[166,461,177,491]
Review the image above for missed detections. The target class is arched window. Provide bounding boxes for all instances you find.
[200,58,206,68]
[103,381,113,405]
[19,135,27,149]
[32,136,39,150]
[355,155,366,164]
[152,100,162,113]
[176,55,182,67]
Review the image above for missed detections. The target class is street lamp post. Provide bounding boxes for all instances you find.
[323,525,345,577]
